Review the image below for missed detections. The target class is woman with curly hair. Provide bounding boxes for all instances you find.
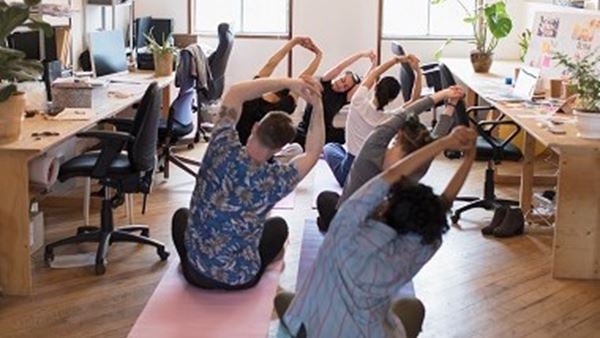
[274,126,477,338]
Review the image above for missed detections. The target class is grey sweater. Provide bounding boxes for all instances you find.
[338,96,453,205]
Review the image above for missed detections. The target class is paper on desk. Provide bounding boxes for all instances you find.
[47,108,94,121]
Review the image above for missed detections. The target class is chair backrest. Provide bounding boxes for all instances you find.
[43,60,63,102]
[438,63,469,127]
[170,50,196,128]
[391,42,416,102]
[206,23,234,100]
[129,82,162,172]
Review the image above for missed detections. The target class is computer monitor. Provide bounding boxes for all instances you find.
[149,18,174,44]
[134,16,153,49]
[8,30,57,61]
[89,30,128,77]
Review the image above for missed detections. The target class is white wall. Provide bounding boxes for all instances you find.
[131,0,598,84]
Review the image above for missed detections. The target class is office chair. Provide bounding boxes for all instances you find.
[43,60,63,102]
[194,23,234,143]
[438,63,523,223]
[44,83,169,275]
[158,49,200,179]
[391,42,442,127]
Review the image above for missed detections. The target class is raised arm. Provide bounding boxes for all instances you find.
[298,38,323,77]
[442,143,476,206]
[290,76,325,180]
[362,55,407,90]
[322,50,374,81]
[220,77,322,124]
[256,37,305,78]
[382,126,476,185]
[404,55,423,106]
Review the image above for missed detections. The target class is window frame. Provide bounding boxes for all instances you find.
[380,0,476,41]
[190,0,293,39]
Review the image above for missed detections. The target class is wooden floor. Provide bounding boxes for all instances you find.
[1,143,599,338]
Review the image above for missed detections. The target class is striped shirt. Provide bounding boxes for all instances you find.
[284,175,441,338]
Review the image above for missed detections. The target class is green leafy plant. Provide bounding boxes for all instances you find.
[518,29,532,62]
[0,0,53,102]
[433,0,513,59]
[554,51,600,113]
[144,28,176,56]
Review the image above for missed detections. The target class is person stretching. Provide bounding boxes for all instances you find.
[316,85,465,232]
[236,36,323,145]
[294,50,377,147]
[172,76,325,290]
[274,126,477,338]
[323,54,423,187]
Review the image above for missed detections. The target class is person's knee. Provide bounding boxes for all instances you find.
[323,143,344,163]
[392,298,426,338]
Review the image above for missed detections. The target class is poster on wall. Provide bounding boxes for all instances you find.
[525,10,600,78]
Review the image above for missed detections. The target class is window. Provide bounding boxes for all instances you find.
[382,0,476,39]
[194,0,291,36]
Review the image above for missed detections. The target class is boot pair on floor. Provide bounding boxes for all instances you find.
[481,206,525,238]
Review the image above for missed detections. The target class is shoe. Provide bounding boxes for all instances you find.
[481,206,508,236]
[493,207,525,238]
[274,292,296,320]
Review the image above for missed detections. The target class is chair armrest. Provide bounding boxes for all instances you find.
[77,131,135,143]
[476,120,521,150]
[99,118,134,133]
[77,131,135,178]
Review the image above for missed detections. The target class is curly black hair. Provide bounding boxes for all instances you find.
[382,179,449,245]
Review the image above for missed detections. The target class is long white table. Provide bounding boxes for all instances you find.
[0,71,174,295]
[442,58,600,280]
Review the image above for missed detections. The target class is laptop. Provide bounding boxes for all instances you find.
[488,66,541,102]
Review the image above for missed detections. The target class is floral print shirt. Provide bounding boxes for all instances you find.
[185,117,299,286]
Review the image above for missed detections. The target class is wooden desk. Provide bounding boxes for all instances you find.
[442,58,600,280]
[0,72,174,295]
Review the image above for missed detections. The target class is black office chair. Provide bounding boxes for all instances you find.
[391,42,442,127]
[438,63,523,223]
[43,60,63,102]
[44,83,169,275]
[194,23,234,142]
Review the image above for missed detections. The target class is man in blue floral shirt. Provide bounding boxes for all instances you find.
[171,76,325,290]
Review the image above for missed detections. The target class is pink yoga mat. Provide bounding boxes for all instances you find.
[129,260,283,338]
[297,220,414,298]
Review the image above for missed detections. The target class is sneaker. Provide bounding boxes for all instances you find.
[275,143,304,158]
[481,206,508,236]
[493,207,525,238]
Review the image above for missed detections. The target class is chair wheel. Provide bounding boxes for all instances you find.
[158,165,165,172]
[141,229,150,237]
[203,136,210,142]
[44,248,54,265]
[187,144,194,150]
[157,247,170,261]
[95,263,106,275]
[451,215,460,224]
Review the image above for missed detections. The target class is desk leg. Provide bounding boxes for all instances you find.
[520,132,535,215]
[0,152,32,295]
[161,85,171,118]
[553,152,600,279]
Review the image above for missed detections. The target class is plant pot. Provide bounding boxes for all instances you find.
[574,110,600,139]
[0,92,26,144]
[470,51,493,73]
[154,53,174,77]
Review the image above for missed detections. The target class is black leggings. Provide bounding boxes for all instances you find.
[316,191,340,233]
[172,208,288,290]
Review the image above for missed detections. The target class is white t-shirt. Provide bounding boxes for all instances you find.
[345,85,403,156]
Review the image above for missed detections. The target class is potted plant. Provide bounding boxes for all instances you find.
[144,29,177,77]
[518,29,532,62]
[0,0,53,143]
[433,0,513,73]
[554,51,600,139]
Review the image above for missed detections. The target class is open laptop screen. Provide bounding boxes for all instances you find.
[513,66,541,100]
[89,30,128,77]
